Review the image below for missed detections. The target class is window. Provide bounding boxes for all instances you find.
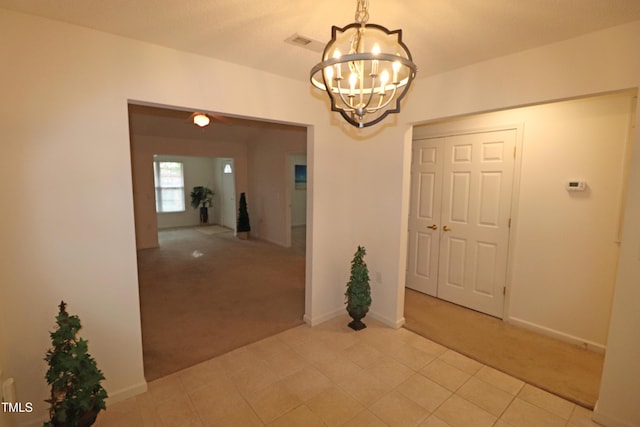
[154,161,185,213]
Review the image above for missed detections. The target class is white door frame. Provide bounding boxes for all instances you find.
[284,154,293,247]
[220,158,236,230]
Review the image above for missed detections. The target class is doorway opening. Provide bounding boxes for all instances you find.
[128,103,308,380]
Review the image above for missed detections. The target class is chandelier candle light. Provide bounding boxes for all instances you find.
[310,0,417,128]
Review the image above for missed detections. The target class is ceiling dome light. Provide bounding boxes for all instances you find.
[193,113,210,127]
[310,0,417,128]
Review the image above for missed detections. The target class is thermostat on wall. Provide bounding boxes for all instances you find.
[566,181,587,191]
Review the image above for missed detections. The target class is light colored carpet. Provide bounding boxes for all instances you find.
[194,225,232,235]
[137,228,305,381]
[404,288,604,409]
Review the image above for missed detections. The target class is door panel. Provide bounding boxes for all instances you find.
[437,130,516,318]
[406,138,444,295]
[445,237,467,287]
[415,232,433,277]
[450,172,471,223]
[479,172,502,226]
[474,241,498,295]
[418,173,436,219]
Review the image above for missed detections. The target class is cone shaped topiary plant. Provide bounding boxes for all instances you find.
[345,246,372,330]
[44,301,107,427]
[237,192,251,239]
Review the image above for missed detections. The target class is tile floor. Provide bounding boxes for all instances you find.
[95,316,602,427]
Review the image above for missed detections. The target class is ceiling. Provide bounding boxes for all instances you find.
[2,0,640,83]
[4,1,640,136]
[128,104,306,140]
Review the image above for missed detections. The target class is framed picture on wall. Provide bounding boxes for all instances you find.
[295,165,307,190]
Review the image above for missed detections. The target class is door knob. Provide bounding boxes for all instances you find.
[427,224,438,230]
[443,226,451,232]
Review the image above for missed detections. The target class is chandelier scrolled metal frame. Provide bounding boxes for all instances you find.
[310,0,418,128]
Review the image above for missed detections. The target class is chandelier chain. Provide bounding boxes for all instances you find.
[354,0,370,24]
[350,0,369,67]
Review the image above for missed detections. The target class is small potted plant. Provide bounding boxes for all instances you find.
[44,301,107,427]
[345,246,372,330]
[190,186,214,224]
[237,192,251,240]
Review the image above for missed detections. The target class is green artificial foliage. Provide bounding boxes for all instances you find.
[237,192,251,232]
[44,301,107,427]
[190,186,214,209]
[345,246,372,330]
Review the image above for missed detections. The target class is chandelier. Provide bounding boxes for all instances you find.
[310,0,417,128]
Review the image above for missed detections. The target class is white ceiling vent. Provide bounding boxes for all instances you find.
[285,33,324,53]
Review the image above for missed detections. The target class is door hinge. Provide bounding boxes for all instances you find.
[508,218,511,228]
[503,287,506,296]
[513,147,516,158]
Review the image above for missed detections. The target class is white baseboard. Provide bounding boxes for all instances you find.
[303,307,345,326]
[304,308,405,330]
[303,313,312,325]
[368,311,406,329]
[106,380,148,405]
[592,401,636,427]
[507,316,606,353]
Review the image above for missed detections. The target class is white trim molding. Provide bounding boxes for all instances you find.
[508,316,606,353]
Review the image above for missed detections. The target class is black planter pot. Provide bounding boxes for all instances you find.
[199,207,209,224]
[347,309,368,331]
[52,407,100,427]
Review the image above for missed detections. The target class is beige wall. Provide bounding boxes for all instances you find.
[1,6,639,427]
[246,128,307,245]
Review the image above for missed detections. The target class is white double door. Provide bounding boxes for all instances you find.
[406,129,516,318]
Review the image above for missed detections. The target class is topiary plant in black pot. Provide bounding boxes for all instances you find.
[237,192,251,240]
[190,186,214,224]
[345,246,372,330]
[44,301,107,427]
